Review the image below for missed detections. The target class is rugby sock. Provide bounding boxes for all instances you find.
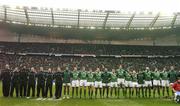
[149,87,151,98]
[88,87,91,97]
[110,88,113,97]
[142,87,144,98]
[157,86,160,97]
[91,89,93,98]
[166,87,169,97]
[162,87,165,97]
[106,87,109,98]
[72,87,74,98]
[118,87,120,98]
[124,87,127,98]
[103,87,105,97]
[122,87,125,96]
[145,87,147,97]
[84,88,86,98]
[153,88,156,98]
[95,88,97,98]
[135,88,138,97]
[76,87,78,97]
[80,88,82,98]
[132,88,134,97]
[67,86,70,96]
[100,88,102,98]
[64,86,66,96]
[115,88,117,97]
[129,87,131,98]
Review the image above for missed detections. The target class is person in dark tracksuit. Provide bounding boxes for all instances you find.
[19,66,29,97]
[10,67,20,97]
[0,64,12,97]
[54,67,63,99]
[45,68,53,98]
[36,67,45,98]
[27,67,36,98]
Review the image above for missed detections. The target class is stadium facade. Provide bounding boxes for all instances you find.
[0,6,180,45]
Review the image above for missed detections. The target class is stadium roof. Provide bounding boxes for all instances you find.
[0,6,180,30]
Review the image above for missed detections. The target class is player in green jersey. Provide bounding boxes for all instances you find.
[152,68,161,98]
[87,68,94,99]
[131,70,138,97]
[168,66,177,96]
[137,70,145,98]
[160,67,169,97]
[71,67,79,98]
[144,67,152,98]
[116,64,126,98]
[109,69,118,98]
[63,66,71,99]
[79,66,87,98]
[124,70,132,98]
[94,67,102,98]
[102,68,111,98]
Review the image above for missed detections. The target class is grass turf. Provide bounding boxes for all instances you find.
[0,82,178,106]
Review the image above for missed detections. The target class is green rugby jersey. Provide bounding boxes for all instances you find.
[71,71,79,80]
[144,70,152,81]
[131,74,137,82]
[168,70,177,83]
[94,72,102,81]
[116,68,125,78]
[79,70,87,80]
[152,71,161,80]
[63,70,71,83]
[160,71,168,80]
[110,72,117,82]
[137,72,145,84]
[102,71,111,83]
[87,72,94,82]
[125,72,132,81]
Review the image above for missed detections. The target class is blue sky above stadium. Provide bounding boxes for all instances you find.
[0,0,180,15]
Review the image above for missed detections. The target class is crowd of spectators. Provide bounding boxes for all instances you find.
[1,42,180,55]
[1,42,180,71]
[1,54,180,72]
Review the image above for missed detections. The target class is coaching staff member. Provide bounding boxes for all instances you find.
[10,67,20,97]
[36,67,45,98]
[19,65,29,97]
[45,68,53,98]
[27,67,36,98]
[54,67,63,99]
[0,64,12,97]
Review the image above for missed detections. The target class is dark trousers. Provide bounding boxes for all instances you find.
[55,83,63,99]
[10,82,19,97]
[45,83,53,97]
[37,84,45,97]
[27,83,35,97]
[20,82,27,97]
[2,81,10,97]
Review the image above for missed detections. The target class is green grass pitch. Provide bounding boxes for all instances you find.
[0,82,178,106]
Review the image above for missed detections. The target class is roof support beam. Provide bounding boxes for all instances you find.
[171,13,178,28]
[149,12,160,28]
[51,8,54,26]
[126,12,136,29]
[77,9,81,28]
[103,11,110,29]
[4,6,7,22]
[24,8,30,25]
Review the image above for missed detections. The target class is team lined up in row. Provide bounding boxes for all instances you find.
[0,64,178,99]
